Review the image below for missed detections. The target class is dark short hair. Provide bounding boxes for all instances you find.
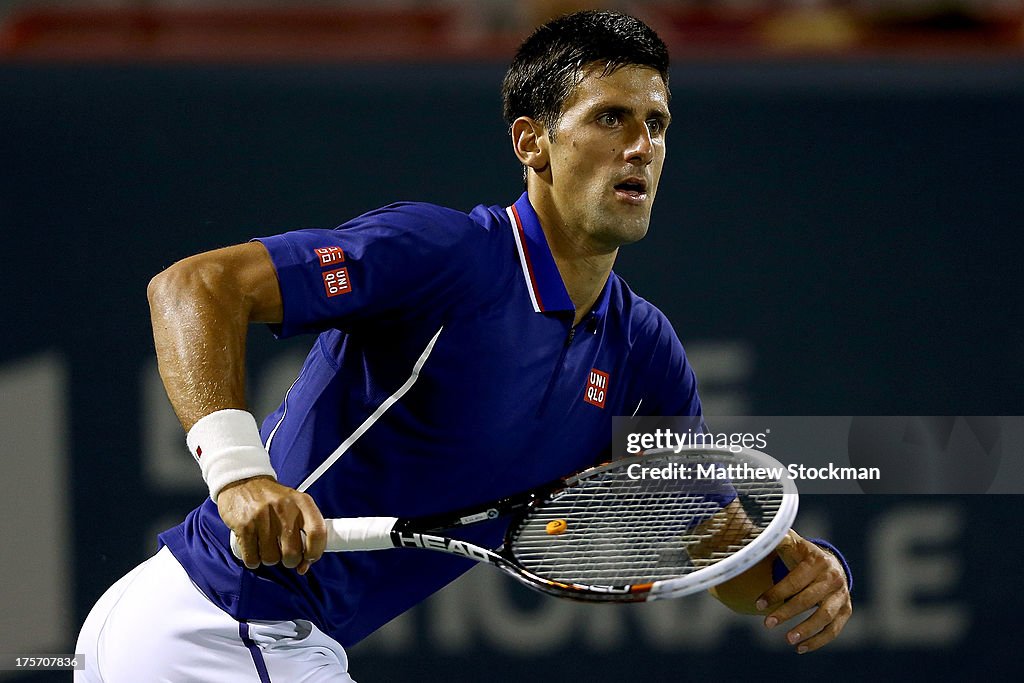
[501,10,670,134]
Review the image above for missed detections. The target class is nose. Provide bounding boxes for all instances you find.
[625,122,655,166]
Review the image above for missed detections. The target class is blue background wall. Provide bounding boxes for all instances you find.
[1,60,1022,680]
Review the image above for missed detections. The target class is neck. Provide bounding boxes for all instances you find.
[553,249,614,327]
[530,194,617,326]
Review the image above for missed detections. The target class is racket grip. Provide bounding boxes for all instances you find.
[325,517,399,551]
[229,516,399,559]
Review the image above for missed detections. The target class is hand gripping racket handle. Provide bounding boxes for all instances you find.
[229,516,399,560]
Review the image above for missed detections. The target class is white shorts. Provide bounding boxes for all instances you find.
[75,546,355,682]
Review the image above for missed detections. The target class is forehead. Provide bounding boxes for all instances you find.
[559,64,670,117]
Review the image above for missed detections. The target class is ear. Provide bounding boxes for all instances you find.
[510,116,549,173]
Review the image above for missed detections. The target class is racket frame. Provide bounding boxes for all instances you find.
[232,446,798,602]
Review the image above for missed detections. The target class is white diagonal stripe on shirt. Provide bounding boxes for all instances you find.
[297,326,444,492]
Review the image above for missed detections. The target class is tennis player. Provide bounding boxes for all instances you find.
[76,11,851,681]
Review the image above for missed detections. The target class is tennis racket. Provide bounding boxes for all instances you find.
[230,445,798,602]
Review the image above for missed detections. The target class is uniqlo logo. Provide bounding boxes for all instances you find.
[322,268,352,297]
[314,246,345,266]
[584,369,609,409]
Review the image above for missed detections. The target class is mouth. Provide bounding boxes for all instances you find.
[613,177,649,205]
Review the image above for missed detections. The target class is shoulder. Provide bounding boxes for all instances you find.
[344,200,516,301]
[609,274,684,354]
[355,200,470,226]
[344,201,508,244]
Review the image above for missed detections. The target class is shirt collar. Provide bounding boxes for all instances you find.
[589,267,614,323]
[506,193,574,314]
[506,192,614,323]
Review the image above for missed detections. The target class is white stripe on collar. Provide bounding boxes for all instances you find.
[506,205,542,313]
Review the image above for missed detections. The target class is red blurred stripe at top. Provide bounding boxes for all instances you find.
[1,4,1022,63]
[0,6,518,63]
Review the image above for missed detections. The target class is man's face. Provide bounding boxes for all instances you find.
[540,64,671,252]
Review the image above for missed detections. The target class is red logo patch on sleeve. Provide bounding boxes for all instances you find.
[322,267,352,297]
[584,369,609,409]
[314,246,345,266]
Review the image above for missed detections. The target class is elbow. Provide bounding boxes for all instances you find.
[146,268,173,312]
[147,261,189,314]
[147,256,227,316]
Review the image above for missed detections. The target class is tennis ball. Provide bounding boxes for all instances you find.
[708,551,788,615]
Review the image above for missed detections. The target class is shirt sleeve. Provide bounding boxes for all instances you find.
[253,202,488,338]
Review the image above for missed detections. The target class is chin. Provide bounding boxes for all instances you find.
[587,201,652,247]
[598,221,649,248]
[620,225,650,245]
[619,212,652,241]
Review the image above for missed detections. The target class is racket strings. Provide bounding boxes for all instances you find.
[510,454,785,586]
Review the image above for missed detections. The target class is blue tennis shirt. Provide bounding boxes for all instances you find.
[159,192,703,646]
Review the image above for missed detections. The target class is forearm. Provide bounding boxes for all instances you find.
[688,498,753,561]
[146,243,281,431]
[148,258,251,430]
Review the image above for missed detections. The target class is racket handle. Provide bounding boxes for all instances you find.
[325,517,399,551]
[229,516,399,560]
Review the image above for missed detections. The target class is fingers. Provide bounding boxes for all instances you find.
[757,533,853,654]
[787,591,853,654]
[234,524,262,570]
[256,507,283,567]
[294,493,327,575]
[278,523,304,569]
[218,479,326,574]
[759,551,840,623]
[756,556,817,612]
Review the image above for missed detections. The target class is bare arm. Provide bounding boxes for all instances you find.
[685,498,755,564]
[147,242,282,430]
[148,242,325,573]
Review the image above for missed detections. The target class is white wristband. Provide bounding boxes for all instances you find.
[186,409,277,502]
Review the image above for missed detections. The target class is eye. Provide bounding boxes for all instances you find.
[646,119,664,135]
[598,112,621,127]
